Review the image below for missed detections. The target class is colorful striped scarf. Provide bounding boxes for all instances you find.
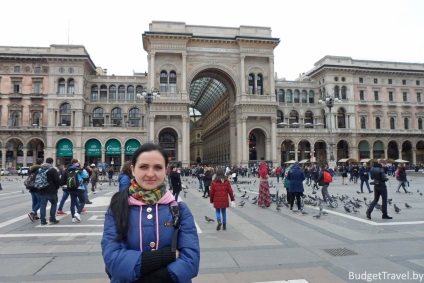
[128,179,167,204]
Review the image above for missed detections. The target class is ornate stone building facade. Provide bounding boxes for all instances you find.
[0,21,423,171]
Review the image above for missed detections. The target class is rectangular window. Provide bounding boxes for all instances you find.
[416,80,420,86]
[14,66,20,73]
[389,91,394,101]
[417,93,422,103]
[13,83,20,93]
[403,92,408,102]
[388,79,392,84]
[360,90,365,100]
[374,78,378,84]
[34,82,42,94]
[374,91,379,101]
[34,67,41,74]
[402,79,406,85]
[359,77,363,83]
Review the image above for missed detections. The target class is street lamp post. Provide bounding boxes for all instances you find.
[319,93,340,167]
[137,88,160,143]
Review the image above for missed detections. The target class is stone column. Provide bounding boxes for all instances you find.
[121,150,125,165]
[413,148,417,165]
[178,137,182,165]
[266,138,271,160]
[241,116,247,165]
[271,117,277,163]
[182,53,187,93]
[269,56,275,96]
[149,52,155,88]
[23,148,27,167]
[182,115,188,167]
[150,115,155,143]
[240,55,245,96]
[294,143,298,161]
[1,147,6,169]
[102,149,106,165]
[384,147,388,160]
[236,117,242,165]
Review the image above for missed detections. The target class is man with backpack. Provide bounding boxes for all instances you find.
[37,157,61,225]
[61,159,89,223]
[317,165,335,207]
[27,159,43,222]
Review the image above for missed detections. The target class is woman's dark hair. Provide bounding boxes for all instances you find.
[110,143,169,242]
[120,160,133,178]
[213,169,227,182]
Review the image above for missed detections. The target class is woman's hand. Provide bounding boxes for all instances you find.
[176,250,180,258]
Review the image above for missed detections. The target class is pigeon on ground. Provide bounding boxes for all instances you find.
[276,206,281,212]
[301,210,308,215]
[252,196,257,201]
[251,199,258,205]
[405,203,412,208]
[352,207,360,213]
[394,204,401,213]
[375,203,382,210]
[420,193,423,196]
[344,206,352,213]
[205,216,215,222]
[312,212,321,219]
[239,201,245,207]
[241,191,247,198]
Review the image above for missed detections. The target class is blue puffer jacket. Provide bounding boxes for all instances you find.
[287,162,305,193]
[101,191,200,282]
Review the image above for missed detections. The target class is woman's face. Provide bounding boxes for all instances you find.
[131,150,166,190]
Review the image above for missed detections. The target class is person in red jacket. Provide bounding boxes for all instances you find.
[258,161,271,207]
[210,169,235,231]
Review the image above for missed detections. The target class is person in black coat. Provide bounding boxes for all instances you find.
[38,157,61,225]
[170,166,182,201]
[203,167,213,198]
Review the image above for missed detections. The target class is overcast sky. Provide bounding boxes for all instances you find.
[1,0,423,80]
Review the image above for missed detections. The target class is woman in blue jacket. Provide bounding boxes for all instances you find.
[101,143,200,282]
[287,162,305,211]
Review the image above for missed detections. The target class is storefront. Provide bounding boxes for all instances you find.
[56,139,73,166]
[85,139,102,165]
[106,139,121,170]
[124,139,141,161]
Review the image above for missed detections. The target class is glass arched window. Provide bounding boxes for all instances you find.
[337,108,346,128]
[376,117,381,129]
[341,86,347,100]
[257,74,263,95]
[294,89,300,103]
[100,84,107,100]
[361,116,366,129]
[277,110,284,126]
[248,74,255,94]
[128,108,140,127]
[160,71,168,93]
[334,85,340,99]
[404,117,409,129]
[58,78,65,94]
[289,110,299,126]
[304,110,313,125]
[111,107,122,127]
[390,117,395,129]
[309,90,315,103]
[67,78,75,95]
[11,111,20,127]
[91,85,99,100]
[127,85,134,101]
[169,71,177,94]
[118,85,125,100]
[32,112,41,126]
[109,85,116,100]
[419,118,423,130]
[301,90,307,103]
[277,89,285,102]
[92,107,104,127]
[59,103,71,126]
[286,89,293,103]
[136,85,143,96]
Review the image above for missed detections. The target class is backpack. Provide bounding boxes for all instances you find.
[323,171,333,183]
[67,169,81,190]
[34,167,53,189]
[24,171,38,190]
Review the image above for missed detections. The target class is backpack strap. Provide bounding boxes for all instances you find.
[169,200,180,252]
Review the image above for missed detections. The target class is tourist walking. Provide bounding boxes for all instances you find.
[257,161,271,207]
[210,169,235,231]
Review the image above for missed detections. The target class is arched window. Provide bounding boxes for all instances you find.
[248,73,255,94]
[376,117,381,129]
[111,107,122,127]
[390,117,395,129]
[127,85,134,101]
[419,118,423,130]
[337,108,346,128]
[59,103,71,126]
[109,85,116,100]
[169,71,177,94]
[334,85,340,99]
[100,84,107,100]
[32,112,41,126]
[58,78,65,94]
[136,85,143,96]
[309,90,315,103]
[92,107,104,127]
[128,108,140,127]
[301,90,307,103]
[118,85,125,100]
[294,89,300,103]
[91,85,99,100]
[289,110,299,126]
[304,110,313,125]
[277,110,284,125]
[341,86,347,100]
[67,78,75,95]
[361,116,366,129]
[160,71,168,93]
[404,117,409,129]
[11,111,20,127]
[286,89,293,103]
[277,89,285,102]
[257,74,263,95]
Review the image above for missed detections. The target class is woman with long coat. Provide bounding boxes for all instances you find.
[170,166,182,201]
[202,167,213,198]
[287,162,305,211]
[257,161,271,207]
[210,169,235,231]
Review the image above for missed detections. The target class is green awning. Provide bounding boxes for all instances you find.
[57,139,73,157]
[125,139,141,155]
[85,139,101,157]
[106,139,121,155]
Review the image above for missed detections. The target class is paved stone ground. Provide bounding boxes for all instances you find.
[0,171,423,282]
